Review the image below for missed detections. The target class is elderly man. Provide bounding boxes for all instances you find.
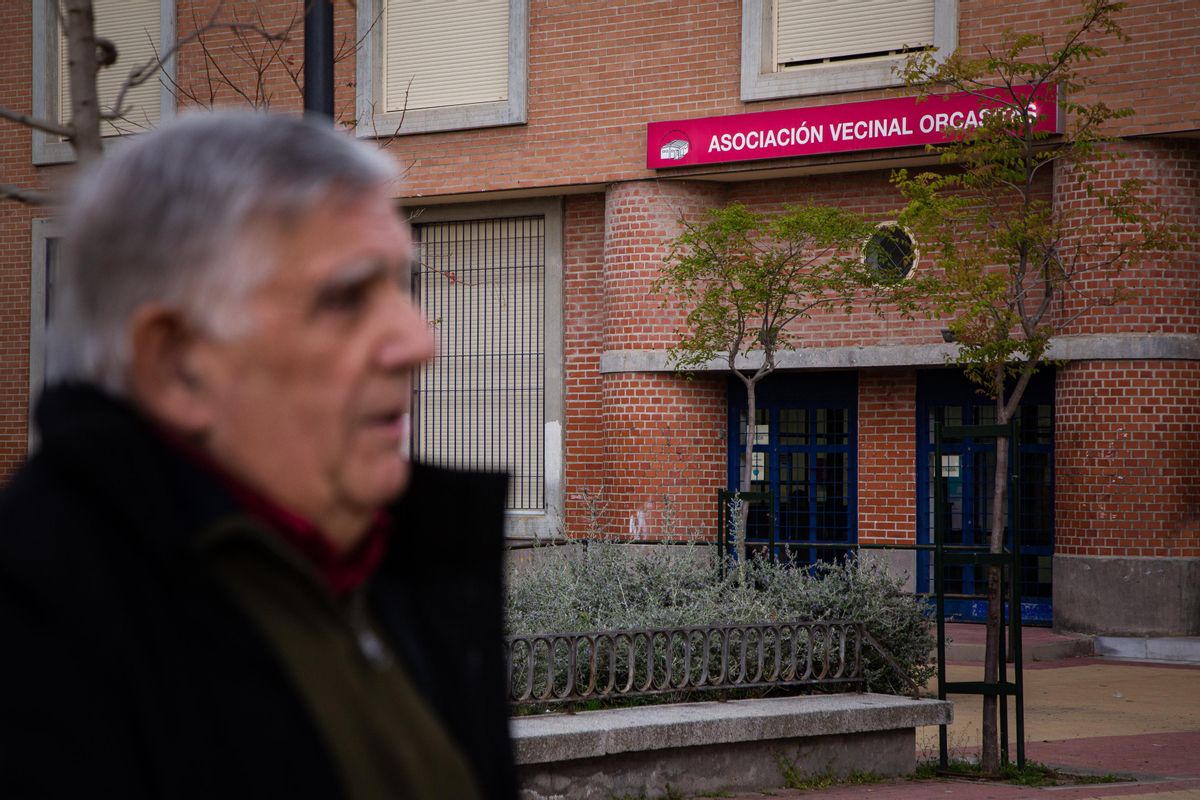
[0,112,515,799]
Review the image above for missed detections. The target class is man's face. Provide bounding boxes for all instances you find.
[194,189,435,540]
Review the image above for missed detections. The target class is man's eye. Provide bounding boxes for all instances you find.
[316,282,371,314]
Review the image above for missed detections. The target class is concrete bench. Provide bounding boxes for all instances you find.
[512,692,952,799]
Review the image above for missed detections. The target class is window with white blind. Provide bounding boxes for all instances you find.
[356,0,528,138]
[59,0,163,136]
[32,0,176,164]
[409,200,563,538]
[741,0,957,101]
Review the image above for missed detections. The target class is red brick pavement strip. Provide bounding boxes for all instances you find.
[720,731,1200,800]
[1028,731,1200,782]
[949,657,1200,672]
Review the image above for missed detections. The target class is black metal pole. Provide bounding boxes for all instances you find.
[303,0,334,118]
[934,420,948,770]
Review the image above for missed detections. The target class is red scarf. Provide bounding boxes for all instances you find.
[160,429,390,598]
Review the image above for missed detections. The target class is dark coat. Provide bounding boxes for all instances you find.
[0,385,517,800]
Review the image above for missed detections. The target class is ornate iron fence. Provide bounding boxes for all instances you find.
[505,620,918,705]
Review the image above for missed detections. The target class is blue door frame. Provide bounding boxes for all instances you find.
[916,370,1055,624]
[726,372,858,564]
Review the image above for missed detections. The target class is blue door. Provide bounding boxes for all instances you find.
[726,373,857,564]
[916,370,1055,624]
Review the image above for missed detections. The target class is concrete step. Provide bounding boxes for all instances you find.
[938,624,1200,665]
[941,622,1093,663]
[1094,635,1200,664]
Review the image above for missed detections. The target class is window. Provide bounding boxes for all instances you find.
[740,0,957,101]
[32,0,176,164]
[356,0,528,138]
[915,369,1055,623]
[727,372,858,565]
[409,199,562,538]
[863,223,917,281]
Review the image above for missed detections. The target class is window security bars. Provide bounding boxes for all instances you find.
[505,620,919,705]
[412,217,545,511]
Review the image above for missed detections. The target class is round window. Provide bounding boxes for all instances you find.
[863,224,916,280]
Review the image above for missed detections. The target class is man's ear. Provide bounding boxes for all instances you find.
[127,304,215,435]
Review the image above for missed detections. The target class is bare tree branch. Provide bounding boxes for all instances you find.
[0,106,73,139]
[376,78,413,149]
[0,183,56,206]
[108,0,288,119]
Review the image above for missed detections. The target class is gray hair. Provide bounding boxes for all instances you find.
[47,110,399,395]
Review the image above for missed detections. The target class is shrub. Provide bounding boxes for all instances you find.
[505,537,935,697]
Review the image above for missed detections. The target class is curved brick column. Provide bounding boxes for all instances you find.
[599,372,727,539]
[596,181,728,539]
[1055,140,1200,337]
[1054,359,1200,635]
[602,180,725,353]
[1051,142,1200,635]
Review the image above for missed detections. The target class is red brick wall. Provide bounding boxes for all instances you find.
[172,0,323,117]
[0,3,39,478]
[601,170,978,359]
[857,370,919,546]
[958,0,1200,140]
[727,172,958,349]
[1056,140,1200,336]
[1056,360,1200,558]
[386,0,1200,199]
[599,372,727,539]
[562,193,607,536]
[602,179,726,353]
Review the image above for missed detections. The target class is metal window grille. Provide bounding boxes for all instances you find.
[412,216,545,511]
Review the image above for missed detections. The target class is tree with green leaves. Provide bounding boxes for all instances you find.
[893,0,1181,772]
[655,202,880,561]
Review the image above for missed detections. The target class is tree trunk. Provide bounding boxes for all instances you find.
[735,379,757,565]
[63,0,103,164]
[981,416,1011,773]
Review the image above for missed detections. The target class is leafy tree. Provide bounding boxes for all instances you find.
[893,0,1181,772]
[655,202,879,561]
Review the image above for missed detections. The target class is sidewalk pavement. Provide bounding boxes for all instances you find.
[721,632,1200,800]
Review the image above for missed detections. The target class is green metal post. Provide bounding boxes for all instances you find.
[934,420,948,770]
[1010,417,1026,768]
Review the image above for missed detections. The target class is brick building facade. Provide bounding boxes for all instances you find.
[1,0,1197,635]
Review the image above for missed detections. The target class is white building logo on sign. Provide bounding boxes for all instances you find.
[659,131,690,161]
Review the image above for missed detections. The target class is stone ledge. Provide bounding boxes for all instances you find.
[598,334,1200,374]
[511,693,952,765]
[1094,636,1200,665]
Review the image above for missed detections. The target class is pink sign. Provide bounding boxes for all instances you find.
[646,85,1061,169]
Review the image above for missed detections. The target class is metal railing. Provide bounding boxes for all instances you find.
[505,620,919,705]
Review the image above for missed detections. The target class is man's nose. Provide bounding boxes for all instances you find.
[377,292,437,370]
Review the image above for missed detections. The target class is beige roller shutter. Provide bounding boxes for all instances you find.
[59,0,162,136]
[777,0,934,66]
[384,0,509,113]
